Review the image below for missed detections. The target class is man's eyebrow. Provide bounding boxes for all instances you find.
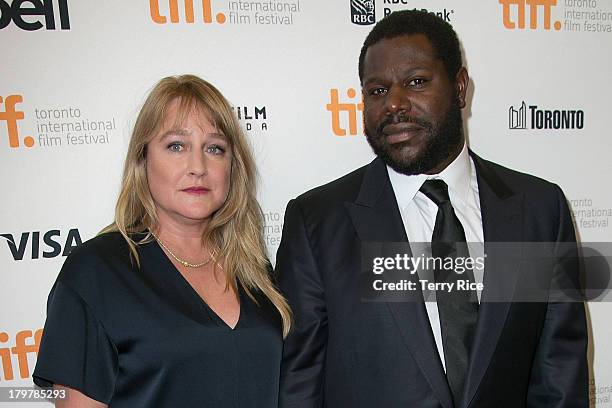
[362,67,430,86]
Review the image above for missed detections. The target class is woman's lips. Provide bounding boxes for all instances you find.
[182,187,210,195]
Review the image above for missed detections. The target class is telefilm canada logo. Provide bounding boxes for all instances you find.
[350,0,375,25]
[508,101,584,130]
[232,104,268,132]
[0,0,69,30]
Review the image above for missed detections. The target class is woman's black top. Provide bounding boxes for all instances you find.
[33,232,282,407]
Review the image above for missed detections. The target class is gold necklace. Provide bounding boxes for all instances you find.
[151,232,213,268]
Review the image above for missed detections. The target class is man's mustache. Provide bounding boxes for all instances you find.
[376,112,432,136]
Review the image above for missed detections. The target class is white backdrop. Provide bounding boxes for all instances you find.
[1,0,611,406]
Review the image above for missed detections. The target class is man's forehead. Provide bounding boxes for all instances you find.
[362,34,440,77]
[366,34,436,60]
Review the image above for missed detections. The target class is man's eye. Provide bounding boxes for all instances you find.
[408,78,427,87]
[207,144,226,155]
[369,87,387,96]
[167,142,183,152]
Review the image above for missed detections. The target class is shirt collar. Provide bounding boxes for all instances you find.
[387,143,472,206]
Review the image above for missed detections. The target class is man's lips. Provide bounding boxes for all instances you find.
[182,187,210,194]
[382,123,424,144]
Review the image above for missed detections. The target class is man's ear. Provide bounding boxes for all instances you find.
[455,67,469,109]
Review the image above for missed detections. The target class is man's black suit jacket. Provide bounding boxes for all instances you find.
[277,153,588,408]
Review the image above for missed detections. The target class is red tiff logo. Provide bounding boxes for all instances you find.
[149,0,226,24]
[0,95,34,148]
[326,88,364,137]
[0,329,43,381]
[499,0,562,30]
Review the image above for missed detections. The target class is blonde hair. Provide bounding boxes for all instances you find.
[101,74,292,336]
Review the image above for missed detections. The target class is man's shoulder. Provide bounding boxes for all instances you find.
[295,161,371,207]
[473,153,562,198]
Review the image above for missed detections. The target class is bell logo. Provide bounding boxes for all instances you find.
[0,95,34,148]
[150,0,226,24]
[326,88,364,136]
[0,329,42,381]
[0,0,70,31]
[499,0,561,30]
[0,229,82,261]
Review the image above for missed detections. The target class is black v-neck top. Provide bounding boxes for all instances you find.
[33,232,282,407]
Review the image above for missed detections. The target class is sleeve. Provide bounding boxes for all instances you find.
[33,280,118,405]
[526,185,589,407]
[277,199,328,408]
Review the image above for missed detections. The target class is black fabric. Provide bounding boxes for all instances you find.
[420,179,479,407]
[33,232,282,408]
[277,154,588,408]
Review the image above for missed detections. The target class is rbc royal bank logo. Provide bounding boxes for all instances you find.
[351,0,375,25]
[509,101,584,130]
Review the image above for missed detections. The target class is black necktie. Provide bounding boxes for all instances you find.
[419,179,479,407]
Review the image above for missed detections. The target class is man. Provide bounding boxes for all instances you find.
[277,9,588,408]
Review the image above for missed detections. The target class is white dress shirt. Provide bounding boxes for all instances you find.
[387,143,484,371]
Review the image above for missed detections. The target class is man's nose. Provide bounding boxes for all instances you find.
[385,86,411,115]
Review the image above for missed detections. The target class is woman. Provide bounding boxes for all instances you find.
[33,75,291,407]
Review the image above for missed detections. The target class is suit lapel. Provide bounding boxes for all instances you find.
[345,158,454,408]
[462,153,524,407]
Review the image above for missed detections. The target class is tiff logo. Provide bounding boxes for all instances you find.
[0,329,42,381]
[0,0,69,31]
[499,0,561,30]
[0,95,34,148]
[351,0,375,25]
[509,101,527,129]
[150,0,226,24]
[326,88,364,136]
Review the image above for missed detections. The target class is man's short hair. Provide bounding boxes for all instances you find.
[358,9,463,83]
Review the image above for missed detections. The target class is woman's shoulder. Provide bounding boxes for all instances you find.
[56,232,134,292]
[66,231,131,264]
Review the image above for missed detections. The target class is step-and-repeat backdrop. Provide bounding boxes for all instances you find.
[1,0,611,406]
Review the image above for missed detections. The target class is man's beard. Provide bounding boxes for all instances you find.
[365,102,464,175]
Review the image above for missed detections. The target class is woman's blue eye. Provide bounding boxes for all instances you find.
[167,142,183,152]
[207,145,225,155]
